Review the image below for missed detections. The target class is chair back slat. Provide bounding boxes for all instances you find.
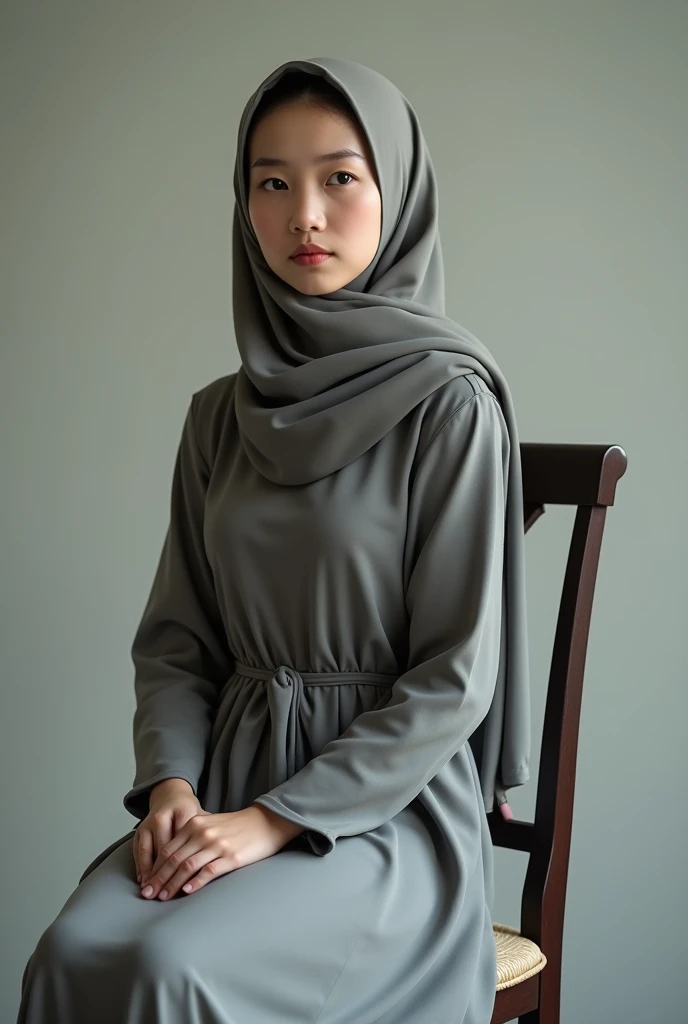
[520,442,627,506]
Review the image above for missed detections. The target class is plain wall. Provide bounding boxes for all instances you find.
[2,2,685,1021]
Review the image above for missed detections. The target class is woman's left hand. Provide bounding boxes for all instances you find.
[140,804,305,901]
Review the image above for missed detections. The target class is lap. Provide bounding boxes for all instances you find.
[42,812,432,968]
[21,809,490,1023]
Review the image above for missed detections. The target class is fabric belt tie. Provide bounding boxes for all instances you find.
[233,661,397,784]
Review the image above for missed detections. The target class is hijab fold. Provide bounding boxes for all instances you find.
[231,56,530,811]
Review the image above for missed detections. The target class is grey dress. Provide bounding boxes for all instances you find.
[17,367,514,1023]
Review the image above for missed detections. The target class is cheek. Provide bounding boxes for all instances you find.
[248,200,276,249]
[344,191,382,248]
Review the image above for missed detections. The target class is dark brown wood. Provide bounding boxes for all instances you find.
[492,975,540,1023]
[487,817,534,853]
[520,442,627,507]
[488,442,627,1024]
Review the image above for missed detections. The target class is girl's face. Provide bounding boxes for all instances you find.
[247,100,382,295]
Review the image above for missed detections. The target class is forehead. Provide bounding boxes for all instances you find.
[248,102,373,163]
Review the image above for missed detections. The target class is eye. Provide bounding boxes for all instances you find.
[258,171,357,191]
[327,171,356,187]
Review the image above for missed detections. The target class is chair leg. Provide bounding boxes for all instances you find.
[519,969,560,1024]
[519,1010,540,1024]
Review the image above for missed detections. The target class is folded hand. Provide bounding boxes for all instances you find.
[140,804,304,901]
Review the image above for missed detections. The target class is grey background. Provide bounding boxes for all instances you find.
[2,2,685,1021]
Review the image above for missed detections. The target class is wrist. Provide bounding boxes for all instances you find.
[150,777,194,799]
[251,803,305,840]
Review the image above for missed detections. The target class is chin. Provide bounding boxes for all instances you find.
[284,271,349,296]
[294,280,343,296]
[268,256,356,295]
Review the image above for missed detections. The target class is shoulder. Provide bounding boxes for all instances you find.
[414,372,505,462]
[187,371,239,468]
[191,371,238,412]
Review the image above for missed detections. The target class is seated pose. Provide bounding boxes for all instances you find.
[17,55,530,1024]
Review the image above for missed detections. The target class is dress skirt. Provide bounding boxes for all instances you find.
[17,664,498,1023]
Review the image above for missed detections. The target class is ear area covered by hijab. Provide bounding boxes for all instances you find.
[231,56,530,812]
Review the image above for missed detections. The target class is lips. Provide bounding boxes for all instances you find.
[290,244,332,257]
[290,252,333,266]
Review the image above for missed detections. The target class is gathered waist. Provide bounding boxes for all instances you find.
[233,660,397,689]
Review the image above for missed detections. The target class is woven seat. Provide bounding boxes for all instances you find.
[493,923,547,991]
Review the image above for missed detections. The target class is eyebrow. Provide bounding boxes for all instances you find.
[250,148,366,169]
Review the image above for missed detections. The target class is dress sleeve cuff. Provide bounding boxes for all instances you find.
[122,771,198,821]
[252,795,336,857]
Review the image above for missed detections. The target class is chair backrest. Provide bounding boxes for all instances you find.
[488,442,628,1021]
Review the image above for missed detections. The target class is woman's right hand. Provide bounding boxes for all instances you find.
[133,779,205,890]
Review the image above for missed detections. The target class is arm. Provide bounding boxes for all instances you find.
[253,390,510,855]
[123,394,234,821]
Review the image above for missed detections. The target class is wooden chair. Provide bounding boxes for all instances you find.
[489,442,628,1024]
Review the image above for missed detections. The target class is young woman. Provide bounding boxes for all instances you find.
[17,56,530,1024]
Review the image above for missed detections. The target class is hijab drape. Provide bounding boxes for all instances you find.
[230,56,530,810]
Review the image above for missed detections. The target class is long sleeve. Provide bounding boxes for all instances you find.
[123,394,234,821]
[253,389,511,855]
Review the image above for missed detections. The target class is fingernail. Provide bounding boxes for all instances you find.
[142,886,153,897]
[159,889,168,900]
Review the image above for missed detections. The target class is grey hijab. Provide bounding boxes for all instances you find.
[231,56,530,810]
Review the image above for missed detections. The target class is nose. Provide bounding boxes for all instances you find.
[288,187,327,234]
